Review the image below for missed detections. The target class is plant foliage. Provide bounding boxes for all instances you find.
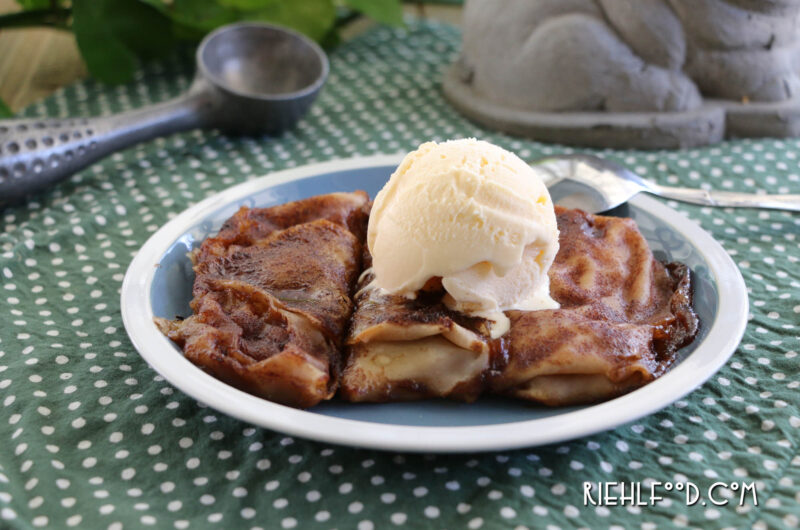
[2,0,405,83]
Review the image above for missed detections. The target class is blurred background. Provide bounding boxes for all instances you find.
[0,0,460,114]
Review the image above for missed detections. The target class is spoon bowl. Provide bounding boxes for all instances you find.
[197,22,329,135]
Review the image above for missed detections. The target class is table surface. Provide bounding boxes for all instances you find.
[1,14,799,530]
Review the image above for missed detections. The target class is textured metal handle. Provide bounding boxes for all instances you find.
[0,81,216,205]
[651,184,800,212]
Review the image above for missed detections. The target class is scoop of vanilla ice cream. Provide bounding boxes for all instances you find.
[368,139,559,335]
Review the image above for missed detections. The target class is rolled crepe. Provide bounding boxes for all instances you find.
[490,207,698,405]
[340,250,496,402]
[342,206,698,406]
[156,192,370,408]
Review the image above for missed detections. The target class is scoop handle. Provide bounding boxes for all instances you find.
[0,82,214,206]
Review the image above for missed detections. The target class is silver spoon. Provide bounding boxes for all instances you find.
[536,154,800,214]
[0,22,329,206]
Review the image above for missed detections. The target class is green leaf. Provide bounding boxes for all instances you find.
[217,0,272,9]
[110,0,174,60]
[14,0,52,9]
[0,97,13,118]
[319,23,342,49]
[137,0,168,11]
[154,0,338,44]
[169,0,239,33]
[248,0,337,42]
[343,0,403,26]
[72,0,138,84]
[72,0,342,83]
[73,0,174,83]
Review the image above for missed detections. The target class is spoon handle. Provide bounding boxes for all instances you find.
[650,184,800,212]
[0,85,213,206]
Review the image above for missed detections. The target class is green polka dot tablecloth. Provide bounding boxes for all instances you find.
[1,19,799,530]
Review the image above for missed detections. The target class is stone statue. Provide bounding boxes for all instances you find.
[444,0,800,148]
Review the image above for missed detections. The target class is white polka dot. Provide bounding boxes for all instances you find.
[381,492,396,503]
[391,513,407,525]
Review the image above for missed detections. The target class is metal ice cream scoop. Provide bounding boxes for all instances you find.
[536,154,800,213]
[0,22,329,205]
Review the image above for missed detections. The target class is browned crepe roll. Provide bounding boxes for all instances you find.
[342,206,698,406]
[490,207,698,405]
[340,259,495,403]
[156,192,370,408]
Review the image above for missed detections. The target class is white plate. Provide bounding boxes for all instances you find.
[121,155,748,452]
